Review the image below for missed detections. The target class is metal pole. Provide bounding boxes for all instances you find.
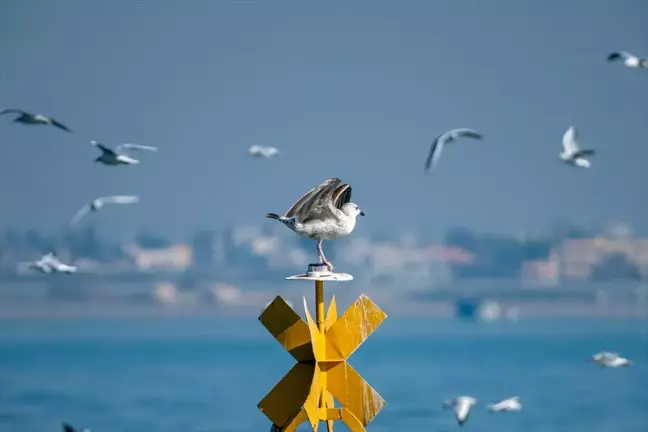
[315,280,325,332]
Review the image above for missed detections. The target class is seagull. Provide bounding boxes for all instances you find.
[487,396,522,413]
[265,178,364,272]
[62,422,90,432]
[70,195,140,225]
[30,253,76,274]
[589,351,632,367]
[607,51,648,69]
[560,126,595,168]
[425,128,483,172]
[249,145,279,158]
[91,140,158,165]
[443,396,477,426]
[0,109,72,132]
[28,254,55,274]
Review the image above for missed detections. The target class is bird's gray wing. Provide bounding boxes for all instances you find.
[49,118,72,132]
[100,195,140,205]
[425,134,446,172]
[91,141,117,156]
[62,422,77,432]
[332,184,352,210]
[70,205,91,225]
[608,51,630,61]
[452,128,483,140]
[574,149,595,158]
[296,178,342,223]
[0,108,27,116]
[284,178,338,218]
[116,143,159,153]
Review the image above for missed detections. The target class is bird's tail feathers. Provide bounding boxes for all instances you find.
[265,213,281,220]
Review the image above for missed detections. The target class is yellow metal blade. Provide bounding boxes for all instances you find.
[324,362,385,426]
[324,295,338,331]
[258,362,316,427]
[303,363,321,432]
[259,296,314,362]
[303,296,323,362]
[325,294,386,360]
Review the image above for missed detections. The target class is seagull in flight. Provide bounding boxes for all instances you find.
[249,145,279,158]
[443,396,477,426]
[607,51,648,69]
[425,128,483,172]
[560,126,595,168]
[29,253,76,274]
[589,351,632,367]
[487,396,522,413]
[70,195,140,225]
[0,109,72,132]
[91,140,158,165]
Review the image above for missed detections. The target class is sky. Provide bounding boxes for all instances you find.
[1,0,647,241]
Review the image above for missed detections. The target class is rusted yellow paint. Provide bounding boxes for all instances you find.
[258,285,386,432]
[324,362,386,426]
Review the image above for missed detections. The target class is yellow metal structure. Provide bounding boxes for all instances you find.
[258,279,387,432]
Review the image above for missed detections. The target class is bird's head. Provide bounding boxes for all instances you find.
[342,202,364,218]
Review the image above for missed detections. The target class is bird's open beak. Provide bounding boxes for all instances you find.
[359,211,365,216]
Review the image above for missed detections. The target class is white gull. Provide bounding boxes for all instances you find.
[70,195,140,225]
[443,396,477,426]
[560,126,595,168]
[265,177,364,272]
[425,128,483,172]
[91,140,158,165]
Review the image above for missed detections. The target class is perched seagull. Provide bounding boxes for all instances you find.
[560,126,595,168]
[0,109,72,132]
[265,178,364,272]
[487,396,522,413]
[249,145,279,158]
[589,351,632,368]
[70,195,140,225]
[62,422,90,432]
[443,396,477,426]
[91,140,158,165]
[425,128,483,172]
[607,51,648,69]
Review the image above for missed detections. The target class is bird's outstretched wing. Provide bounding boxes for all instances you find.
[0,108,28,116]
[425,134,445,172]
[49,117,72,132]
[574,149,595,158]
[284,178,337,218]
[98,195,140,205]
[116,143,159,153]
[295,178,342,223]
[607,51,631,62]
[562,126,579,154]
[91,141,117,156]
[70,205,91,225]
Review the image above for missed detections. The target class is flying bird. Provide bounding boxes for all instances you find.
[425,128,483,172]
[443,396,477,426]
[607,51,647,69]
[265,178,364,272]
[249,145,279,158]
[589,351,632,367]
[70,195,140,225]
[560,126,595,168]
[487,396,522,413]
[0,109,72,132]
[91,140,158,165]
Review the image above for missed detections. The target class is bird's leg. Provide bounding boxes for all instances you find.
[317,240,334,273]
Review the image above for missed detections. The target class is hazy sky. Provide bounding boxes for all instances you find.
[1,0,647,241]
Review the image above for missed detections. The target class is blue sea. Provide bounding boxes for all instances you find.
[0,317,646,432]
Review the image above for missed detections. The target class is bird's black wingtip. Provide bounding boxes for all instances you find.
[265,213,281,220]
[607,52,620,61]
